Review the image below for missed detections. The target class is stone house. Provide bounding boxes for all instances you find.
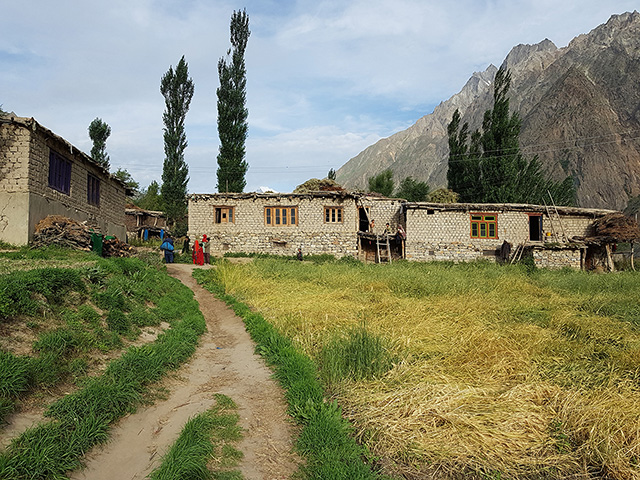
[0,116,128,245]
[188,192,615,269]
[403,202,615,269]
[188,192,404,258]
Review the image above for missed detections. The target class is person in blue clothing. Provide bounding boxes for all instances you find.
[160,235,175,263]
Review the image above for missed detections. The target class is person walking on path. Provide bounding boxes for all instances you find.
[160,236,175,263]
[202,234,210,264]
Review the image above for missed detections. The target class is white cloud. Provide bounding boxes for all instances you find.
[2,0,637,193]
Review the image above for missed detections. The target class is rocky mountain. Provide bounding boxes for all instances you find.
[336,12,640,210]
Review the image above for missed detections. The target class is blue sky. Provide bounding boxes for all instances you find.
[2,1,637,193]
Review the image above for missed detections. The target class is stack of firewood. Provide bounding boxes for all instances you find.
[32,215,92,250]
[103,237,133,257]
[32,215,132,257]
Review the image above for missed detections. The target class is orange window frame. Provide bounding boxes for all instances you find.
[214,206,235,224]
[324,206,343,223]
[470,213,498,239]
[265,206,298,226]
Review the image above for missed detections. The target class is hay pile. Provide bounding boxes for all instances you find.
[293,178,345,193]
[592,212,640,242]
[32,215,132,257]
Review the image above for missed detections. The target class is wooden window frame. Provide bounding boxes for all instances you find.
[214,206,235,224]
[48,150,71,195]
[470,213,498,239]
[87,173,100,206]
[324,206,343,224]
[264,206,298,226]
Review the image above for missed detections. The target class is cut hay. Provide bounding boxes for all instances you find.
[591,213,640,242]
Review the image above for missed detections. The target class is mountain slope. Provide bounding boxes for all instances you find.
[336,11,640,210]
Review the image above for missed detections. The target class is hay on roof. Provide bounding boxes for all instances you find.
[592,213,640,242]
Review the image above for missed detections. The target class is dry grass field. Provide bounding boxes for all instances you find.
[213,258,640,480]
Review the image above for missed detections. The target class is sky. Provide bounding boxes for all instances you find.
[2,1,638,194]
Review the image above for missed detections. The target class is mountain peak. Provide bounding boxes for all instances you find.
[336,12,640,210]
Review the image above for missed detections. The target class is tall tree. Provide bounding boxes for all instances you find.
[160,55,194,231]
[367,169,394,197]
[216,9,250,193]
[447,66,576,205]
[88,118,111,170]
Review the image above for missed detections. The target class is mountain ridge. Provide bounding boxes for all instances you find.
[336,11,640,210]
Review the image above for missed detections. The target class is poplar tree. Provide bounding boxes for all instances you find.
[160,56,194,232]
[216,9,250,193]
[88,118,111,170]
[447,66,576,205]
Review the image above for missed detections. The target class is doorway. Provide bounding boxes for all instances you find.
[529,215,542,241]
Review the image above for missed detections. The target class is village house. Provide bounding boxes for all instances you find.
[188,192,618,270]
[0,115,128,245]
[124,206,167,240]
[403,202,616,269]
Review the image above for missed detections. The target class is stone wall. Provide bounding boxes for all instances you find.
[0,117,127,244]
[533,247,582,269]
[405,206,598,268]
[188,193,403,258]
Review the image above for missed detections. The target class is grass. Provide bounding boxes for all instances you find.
[194,267,389,480]
[149,394,243,480]
[0,249,208,479]
[196,257,640,480]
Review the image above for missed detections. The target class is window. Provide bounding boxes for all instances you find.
[324,206,343,223]
[470,214,498,239]
[87,174,100,206]
[214,206,235,224]
[265,206,298,226]
[48,150,71,195]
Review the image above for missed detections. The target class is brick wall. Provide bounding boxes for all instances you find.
[0,121,30,194]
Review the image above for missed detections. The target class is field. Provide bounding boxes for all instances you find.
[209,258,640,480]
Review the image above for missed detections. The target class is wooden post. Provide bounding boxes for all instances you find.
[605,244,615,272]
[631,242,635,271]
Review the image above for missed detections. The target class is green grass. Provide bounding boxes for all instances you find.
[196,257,640,480]
[149,394,243,480]
[194,267,387,480]
[0,250,207,479]
[319,324,396,385]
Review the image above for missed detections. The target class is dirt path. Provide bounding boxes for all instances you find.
[70,263,301,480]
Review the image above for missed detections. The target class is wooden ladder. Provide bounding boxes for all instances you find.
[376,234,392,263]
